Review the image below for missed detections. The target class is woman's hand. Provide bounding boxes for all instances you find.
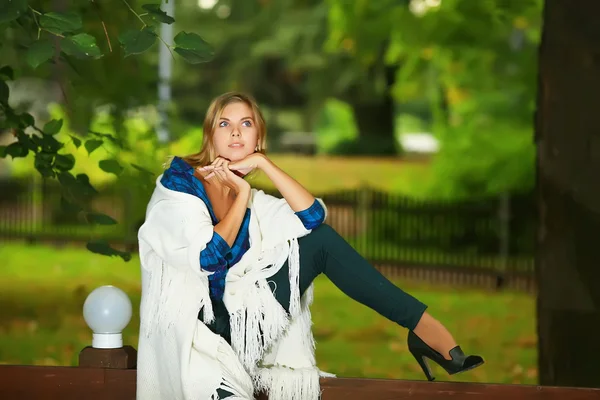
[199,157,250,194]
[228,153,268,176]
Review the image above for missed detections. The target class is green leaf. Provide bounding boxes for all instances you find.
[86,212,117,225]
[142,4,175,24]
[53,153,75,171]
[57,170,76,188]
[17,132,37,151]
[90,132,124,148]
[86,240,132,262]
[39,134,63,152]
[173,32,214,64]
[3,107,20,129]
[99,159,123,175]
[70,135,81,148]
[34,152,55,178]
[75,174,98,195]
[35,165,55,178]
[26,40,55,69]
[62,33,103,59]
[40,11,82,35]
[0,80,9,104]
[119,28,157,57]
[60,196,83,214]
[0,66,14,80]
[57,172,97,198]
[5,142,28,158]
[0,145,6,158]
[131,163,154,176]
[20,113,35,128]
[0,0,27,25]
[84,139,103,154]
[43,119,63,135]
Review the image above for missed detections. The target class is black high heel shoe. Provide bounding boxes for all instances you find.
[407,330,484,381]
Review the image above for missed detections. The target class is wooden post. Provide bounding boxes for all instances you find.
[497,192,510,289]
[78,345,137,369]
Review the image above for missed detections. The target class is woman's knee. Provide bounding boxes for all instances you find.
[301,224,343,249]
[310,223,337,237]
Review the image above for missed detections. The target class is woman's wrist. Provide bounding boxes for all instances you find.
[255,153,269,170]
[256,154,273,173]
[237,180,252,196]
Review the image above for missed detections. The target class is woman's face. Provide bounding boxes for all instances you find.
[212,101,258,162]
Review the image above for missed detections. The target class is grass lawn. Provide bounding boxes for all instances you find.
[253,154,431,195]
[0,242,537,384]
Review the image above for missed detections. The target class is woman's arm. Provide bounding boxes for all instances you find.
[259,158,315,212]
[230,154,315,212]
[213,188,251,247]
[201,157,252,247]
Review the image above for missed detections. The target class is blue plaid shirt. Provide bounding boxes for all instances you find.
[161,157,325,302]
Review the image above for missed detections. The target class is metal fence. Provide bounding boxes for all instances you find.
[0,177,536,291]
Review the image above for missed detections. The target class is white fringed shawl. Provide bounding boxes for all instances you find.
[136,176,331,400]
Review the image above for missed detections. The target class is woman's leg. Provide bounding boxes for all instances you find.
[271,224,430,333]
[216,388,234,398]
[270,224,483,378]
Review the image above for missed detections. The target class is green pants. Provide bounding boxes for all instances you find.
[270,223,427,329]
[213,224,427,398]
[205,223,427,349]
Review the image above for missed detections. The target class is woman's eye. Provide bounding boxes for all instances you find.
[242,120,252,127]
[219,121,228,127]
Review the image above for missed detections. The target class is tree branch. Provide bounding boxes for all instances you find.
[91,0,113,52]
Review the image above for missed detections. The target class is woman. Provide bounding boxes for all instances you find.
[136,92,483,400]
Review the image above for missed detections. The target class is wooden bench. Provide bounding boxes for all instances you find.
[2,364,600,399]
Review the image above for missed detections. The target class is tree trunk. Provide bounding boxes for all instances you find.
[536,0,600,388]
[346,66,398,155]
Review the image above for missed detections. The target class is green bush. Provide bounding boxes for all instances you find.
[8,104,205,185]
[314,98,358,155]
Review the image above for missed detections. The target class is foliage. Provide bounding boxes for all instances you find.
[325,0,543,195]
[314,98,358,154]
[427,122,535,199]
[0,0,214,260]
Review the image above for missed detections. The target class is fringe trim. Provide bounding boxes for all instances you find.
[142,258,164,338]
[142,258,214,337]
[319,370,337,378]
[296,284,316,362]
[200,292,215,325]
[288,237,301,317]
[254,366,321,400]
[211,337,254,400]
[229,239,302,374]
[230,279,290,374]
[228,237,322,399]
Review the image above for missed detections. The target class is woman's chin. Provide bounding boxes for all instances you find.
[224,151,252,162]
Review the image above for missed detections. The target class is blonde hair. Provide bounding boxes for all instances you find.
[182,92,267,169]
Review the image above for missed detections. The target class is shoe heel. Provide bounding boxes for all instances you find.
[411,351,435,381]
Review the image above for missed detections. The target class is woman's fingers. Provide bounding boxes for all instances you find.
[199,166,223,171]
[214,159,228,181]
[201,157,226,178]
[203,157,248,189]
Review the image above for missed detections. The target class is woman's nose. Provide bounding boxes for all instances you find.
[231,127,241,137]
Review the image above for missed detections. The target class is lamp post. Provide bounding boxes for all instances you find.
[157,0,175,143]
[79,285,137,369]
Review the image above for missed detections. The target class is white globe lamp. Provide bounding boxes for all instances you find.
[83,285,133,349]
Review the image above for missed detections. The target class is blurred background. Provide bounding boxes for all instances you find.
[0,0,542,385]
